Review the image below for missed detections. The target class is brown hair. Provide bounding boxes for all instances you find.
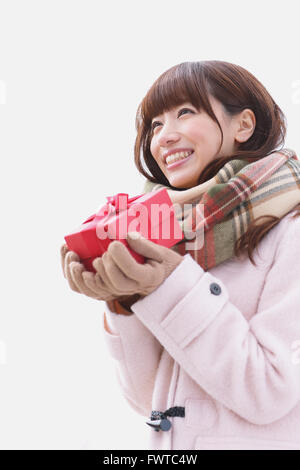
[134,60,300,265]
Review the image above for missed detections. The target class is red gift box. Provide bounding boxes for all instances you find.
[64,188,184,272]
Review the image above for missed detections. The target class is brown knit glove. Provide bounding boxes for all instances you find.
[61,232,183,303]
[87,232,184,298]
[60,243,141,315]
[60,243,118,301]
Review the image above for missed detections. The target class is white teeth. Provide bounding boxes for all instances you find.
[166,151,193,165]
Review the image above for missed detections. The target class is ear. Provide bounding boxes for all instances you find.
[234,109,256,144]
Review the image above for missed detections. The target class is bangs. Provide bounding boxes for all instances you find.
[140,62,211,128]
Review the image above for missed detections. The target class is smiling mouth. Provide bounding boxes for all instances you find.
[166,151,194,169]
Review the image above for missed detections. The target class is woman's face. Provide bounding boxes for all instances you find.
[149,94,240,188]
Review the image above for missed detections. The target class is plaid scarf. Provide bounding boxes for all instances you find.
[142,148,300,271]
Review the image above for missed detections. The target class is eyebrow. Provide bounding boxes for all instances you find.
[151,103,193,123]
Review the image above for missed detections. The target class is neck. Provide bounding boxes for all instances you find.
[166,176,217,207]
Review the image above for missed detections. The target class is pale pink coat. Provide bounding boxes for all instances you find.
[102,208,300,450]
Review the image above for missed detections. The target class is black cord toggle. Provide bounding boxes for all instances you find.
[145,406,185,432]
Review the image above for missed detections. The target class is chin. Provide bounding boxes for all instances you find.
[167,167,201,189]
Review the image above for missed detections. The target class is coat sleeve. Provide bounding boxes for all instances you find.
[101,304,163,417]
[130,214,300,425]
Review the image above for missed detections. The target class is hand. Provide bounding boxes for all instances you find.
[90,232,184,298]
[60,243,117,301]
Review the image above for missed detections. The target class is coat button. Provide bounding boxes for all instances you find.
[210,282,221,295]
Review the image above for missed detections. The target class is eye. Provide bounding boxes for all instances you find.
[151,107,195,132]
[178,107,194,116]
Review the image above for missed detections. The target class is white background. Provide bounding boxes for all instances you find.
[0,0,299,450]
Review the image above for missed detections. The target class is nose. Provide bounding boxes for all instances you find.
[156,125,180,147]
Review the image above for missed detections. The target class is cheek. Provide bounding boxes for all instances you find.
[185,120,208,141]
[190,121,221,147]
[150,140,154,155]
[150,139,159,161]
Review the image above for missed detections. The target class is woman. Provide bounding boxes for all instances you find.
[61,60,300,450]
